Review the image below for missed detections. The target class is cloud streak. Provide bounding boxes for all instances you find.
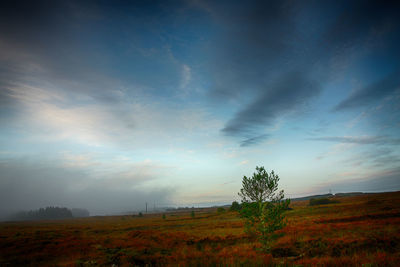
[222,72,320,138]
[335,71,400,111]
[309,135,400,145]
[240,134,269,147]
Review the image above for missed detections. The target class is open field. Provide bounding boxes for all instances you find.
[1,192,399,266]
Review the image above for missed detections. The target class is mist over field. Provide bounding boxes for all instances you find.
[1,0,400,218]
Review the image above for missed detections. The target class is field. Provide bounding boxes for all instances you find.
[1,192,399,266]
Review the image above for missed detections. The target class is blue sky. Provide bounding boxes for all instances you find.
[0,0,399,215]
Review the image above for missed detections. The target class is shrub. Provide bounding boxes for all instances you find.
[309,198,339,206]
[217,207,225,213]
[230,201,241,211]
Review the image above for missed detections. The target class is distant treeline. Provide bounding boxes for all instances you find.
[12,207,89,221]
[309,198,340,206]
[293,192,367,202]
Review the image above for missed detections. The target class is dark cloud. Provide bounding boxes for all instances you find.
[222,72,320,137]
[323,0,400,53]
[0,0,116,106]
[240,134,269,147]
[0,0,186,105]
[309,135,400,145]
[334,71,400,111]
[206,0,323,104]
[208,0,299,99]
[205,1,325,143]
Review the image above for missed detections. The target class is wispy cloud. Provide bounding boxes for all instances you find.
[221,72,320,141]
[316,143,355,160]
[180,64,191,90]
[239,160,249,165]
[240,134,269,147]
[340,147,400,169]
[335,71,400,111]
[309,135,400,145]
[3,82,221,148]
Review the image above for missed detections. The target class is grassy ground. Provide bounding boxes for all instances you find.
[1,191,399,266]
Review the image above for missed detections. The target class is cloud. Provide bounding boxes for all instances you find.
[0,0,188,107]
[204,2,324,144]
[1,81,221,149]
[323,0,400,54]
[0,1,122,103]
[340,147,400,169]
[222,72,320,138]
[207,1,305,100]
[180,64,191,89]
[316,143,355,160]
[309,135,400,145]
[6,87,133,147]
[0,1,225,150]
[335,71,400,111]
[240,134,269,147]
[239,160,249,165]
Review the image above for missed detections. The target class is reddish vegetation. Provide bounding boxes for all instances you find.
[1,191,399,266]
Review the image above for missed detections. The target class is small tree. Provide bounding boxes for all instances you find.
[191,210,195,218]
[230,201,241,211]
[238,166,290,251]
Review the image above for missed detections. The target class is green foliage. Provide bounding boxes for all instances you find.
[162,214,166,220]
[309,198,339,206]
[191,210,195,218]
[230,201,241,211]
[217,207,225,213]
[138,212,143,217]
[238,166,290,251]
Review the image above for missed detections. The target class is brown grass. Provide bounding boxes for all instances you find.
[1,191,399,266]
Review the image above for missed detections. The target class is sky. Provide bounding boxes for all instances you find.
[0,0,399,216]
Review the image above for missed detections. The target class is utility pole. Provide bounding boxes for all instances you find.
[145,202,148,213]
